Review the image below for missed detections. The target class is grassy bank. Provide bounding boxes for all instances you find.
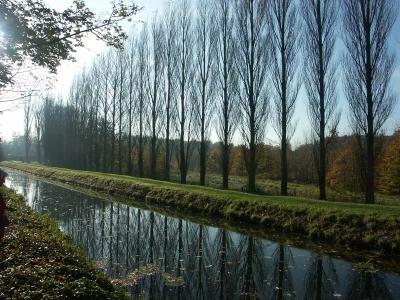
[2,161,400,253]
[0,186,126,299]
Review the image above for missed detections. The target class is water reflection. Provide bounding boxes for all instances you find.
[5,170,400,300]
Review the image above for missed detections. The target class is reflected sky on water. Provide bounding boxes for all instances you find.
[5,169,400,300]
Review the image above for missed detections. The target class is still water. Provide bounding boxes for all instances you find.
[5,168,400,300]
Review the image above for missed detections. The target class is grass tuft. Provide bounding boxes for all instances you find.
[0,186,127,300]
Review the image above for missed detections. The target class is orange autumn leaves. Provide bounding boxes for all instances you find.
[328,130,400,195]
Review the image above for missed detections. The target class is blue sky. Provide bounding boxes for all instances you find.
[0,0,399,147]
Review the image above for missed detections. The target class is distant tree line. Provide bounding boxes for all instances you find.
[18,0,398,203]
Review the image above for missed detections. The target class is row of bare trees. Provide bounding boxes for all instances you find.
[29,0,397,203]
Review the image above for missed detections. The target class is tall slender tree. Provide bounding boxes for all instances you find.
[194,0,217,186]
[34,102,43,163]
[162,5,177,181]
[136,26,149,177]
[109,52,119,173]
[100,53,111,172]
[271,0,301,196]
[126,37,136,176]
[176,0,194,184]
[236,0,270,193]
[147,16,165,179]
[24,96,33,163]
[117,50,126,175]
[302,0,339,200]
[88,62,101,171]
[215,0,240,189]
[342,0,397,203]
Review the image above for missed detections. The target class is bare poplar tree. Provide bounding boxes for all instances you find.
[176,0,194,184]
[302,0,339,200]
[136,26,149,177]
[215,0,240,189]
[117,50,127,175]
[24,96,33,163]
[271,0,301,196]
[147,15,165,179]
[162,5,177,181]
[99,53,111,172]
[342,0,397,203]
[236,0,270,193]
[89,61,102,171]
[194,0,217,186]
[126,37,136,176]
[34,102,43,163]
[109,51,120,173]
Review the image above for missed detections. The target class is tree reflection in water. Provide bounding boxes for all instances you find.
[303,254,338,300]
[346,270,393,300]
[6,171,400,300]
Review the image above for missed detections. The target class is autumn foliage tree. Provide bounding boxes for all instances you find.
[377,130,400,194]
[342,0,397,203]
[327,143,364,192]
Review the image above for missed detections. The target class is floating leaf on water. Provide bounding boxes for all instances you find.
[333,293,342,298]
[163,273,185,287]
[112,264,159,287]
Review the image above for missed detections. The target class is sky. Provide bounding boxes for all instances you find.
[0,0,399,147]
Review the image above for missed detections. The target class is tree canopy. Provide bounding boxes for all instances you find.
[0,0,138,87]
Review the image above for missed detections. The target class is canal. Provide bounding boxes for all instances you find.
[5,168,400,299]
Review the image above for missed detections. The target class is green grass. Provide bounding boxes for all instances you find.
[0,186,127,299]
[2,161,400,253]
[170,171,400,206]
[16,163,399,216]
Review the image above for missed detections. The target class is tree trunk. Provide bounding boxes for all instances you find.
[221,21,230,190]
[366,113,374,204]
[127,103,132,176]
[365,8,375,204]
[25,138,30,163]
[118,95,123,175]
[199,120,206,186]
[280,10,288,196]
[248,136,256,193]
[180,56,187,184]
[138,90,144,177]
[127,71,133,176]
[138,119,144,177]
[165,88,171,180]
[151,131,156,178]
[150,92,157,179]
[248,1,256,194]
[317,0,327,200]
[118,65,123,175]
[36,133,41,164]
[110,77,117,173]
[102,82,108,172]
[222,142,229,189]
[150,61,158,179]
[180,107,187,184]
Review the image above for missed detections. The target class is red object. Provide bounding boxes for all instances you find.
[0,195,6,220]
[0,194,9,239]
[0,169,10,240]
